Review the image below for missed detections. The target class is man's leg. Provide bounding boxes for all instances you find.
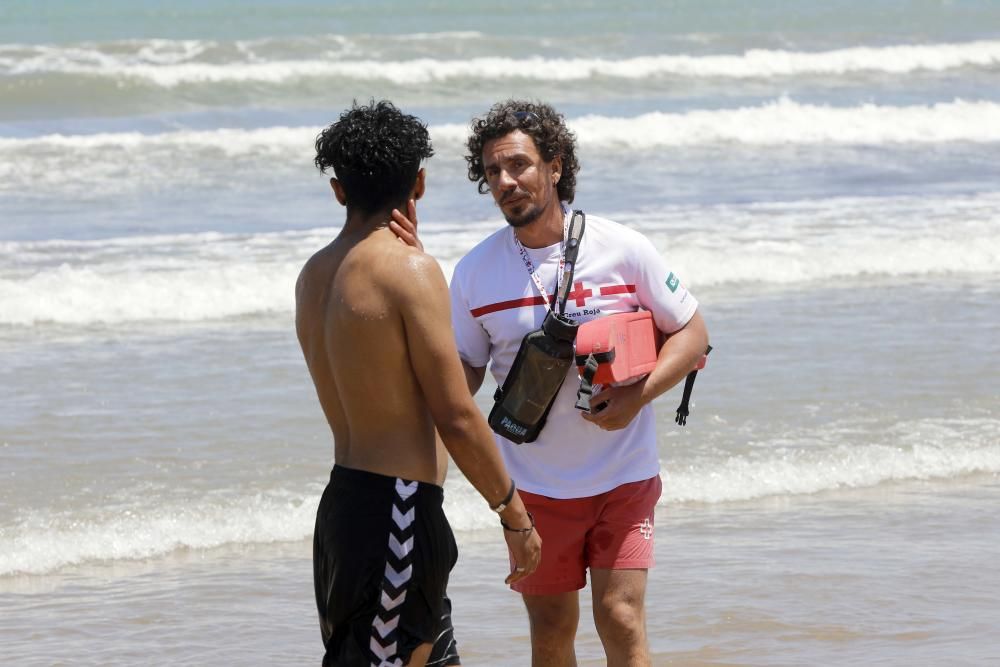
[590,568,650,667]
[522,591,580,667]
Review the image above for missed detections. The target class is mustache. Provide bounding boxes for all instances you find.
[499,190,530,205]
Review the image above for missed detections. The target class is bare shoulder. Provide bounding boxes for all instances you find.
[382,245,448,302]
[295,245,330,304]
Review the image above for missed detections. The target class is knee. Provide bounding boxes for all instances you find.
[594,597,645,643]
[527,604,578,641]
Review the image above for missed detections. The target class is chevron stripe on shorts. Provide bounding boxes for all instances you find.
[369,478,418,667]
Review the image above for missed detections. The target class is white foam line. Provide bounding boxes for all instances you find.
[0,126,314,153]
[2,419,997,575]
[3,40,1000,85]
[2,99,1000,155]
[661,419,1000,504]
[568,98,1000,146]
[2,191,999,325]
[0,490,319,576]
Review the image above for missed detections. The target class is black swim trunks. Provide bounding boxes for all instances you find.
[314,465,461,666]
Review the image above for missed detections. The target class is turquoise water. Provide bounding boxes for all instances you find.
[4,0,1000,43]
[2,1,1000,664]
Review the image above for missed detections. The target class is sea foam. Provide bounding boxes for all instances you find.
[1,192,998,326]
[0,489,320,576]
[662,418,1000,503]
[3,100,999,168]
[2,418,996,576]
[3,40,1000,85]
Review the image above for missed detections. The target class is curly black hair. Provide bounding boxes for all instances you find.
[465,100,579,204]
[315,100,434,215]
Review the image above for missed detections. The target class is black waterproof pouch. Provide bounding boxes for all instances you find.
[487,212,585,444]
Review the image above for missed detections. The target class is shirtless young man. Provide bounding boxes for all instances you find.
[296,100,541,667]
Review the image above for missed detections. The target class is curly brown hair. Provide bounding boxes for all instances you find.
[465,100,579,204]
[315,100,433,215]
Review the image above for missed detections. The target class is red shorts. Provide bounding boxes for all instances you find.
[508,475,662,595]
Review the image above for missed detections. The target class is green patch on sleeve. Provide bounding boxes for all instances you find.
[665,272,679,293]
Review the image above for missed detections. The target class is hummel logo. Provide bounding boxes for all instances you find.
[395,479,418,499]
[373,615,400,638]
[384,564,412,589]
[370,477,418,667]
[380,590,405,610]
[391,505,414,529]
[388,534,413,559]
[639,517,653,540]
[370,636,399,662]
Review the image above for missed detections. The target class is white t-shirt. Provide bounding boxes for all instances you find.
[450,207,698,498]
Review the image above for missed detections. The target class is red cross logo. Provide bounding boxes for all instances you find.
[639,517,653,540]
[566,281,593,307]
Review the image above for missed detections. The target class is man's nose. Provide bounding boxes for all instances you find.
[497,168,517,190]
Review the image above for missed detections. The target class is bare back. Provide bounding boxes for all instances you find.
[296,226,445,484]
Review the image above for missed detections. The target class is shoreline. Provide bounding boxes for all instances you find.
[3,475,999,665]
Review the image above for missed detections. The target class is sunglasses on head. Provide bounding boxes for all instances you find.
[512,110,540,124]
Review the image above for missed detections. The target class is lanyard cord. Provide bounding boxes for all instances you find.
[512,210,585,316]
[512,217,569,315]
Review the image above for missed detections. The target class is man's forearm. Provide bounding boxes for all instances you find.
[639,310,709,406]
[437,411,531,524]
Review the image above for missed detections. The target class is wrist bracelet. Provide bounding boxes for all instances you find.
[501,511,535,534]
[490,479,516,514]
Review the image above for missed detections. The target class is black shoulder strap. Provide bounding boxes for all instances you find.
[556,210,585,315]
[675,345,713,426]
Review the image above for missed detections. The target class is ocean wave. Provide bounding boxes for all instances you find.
[1,193,998,326]
[0,126,313,154]
[637,193,1000,288]
[2,99,1000,169]
[0,477,498,576]
[2,417,996,575]
[567,98,1000,147]
[3,40,999,85]
[661,418,1000,503]
[0,228,320,326]
[0,489,319,576]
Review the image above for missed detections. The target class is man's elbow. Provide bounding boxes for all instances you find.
[665,311,709,367]
[462,363,487,395]
[689,311,709,348]
[675,310,707,342]
[433,403,484,448]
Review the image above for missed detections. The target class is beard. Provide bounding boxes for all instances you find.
[504,204,543,228]
[500,193,547,228]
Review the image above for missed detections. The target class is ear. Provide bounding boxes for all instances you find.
[330,178,347,206]
[550,155,563,183]
[411,168,426,202]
